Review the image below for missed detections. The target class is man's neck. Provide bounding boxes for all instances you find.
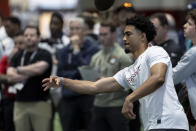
[25,45,38,52]
[133,44,147,60]
[52,31,62,39]
[155,35,168,46]
[103,42,114,52]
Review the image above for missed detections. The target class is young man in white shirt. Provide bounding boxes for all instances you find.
[173,10,196,129]
[42,15,189,131]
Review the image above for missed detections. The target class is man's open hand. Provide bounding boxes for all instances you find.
[42,76,62,91]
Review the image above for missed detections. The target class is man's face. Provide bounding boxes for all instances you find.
[24,28,40,48]
[150,18,166,44]
[69,21,83,37]
[50,16,63,35]
[4,20,18,37]
[99,26,114,47]
[14,35,25,50]
[123,25,142,53]
[184,18,196,39]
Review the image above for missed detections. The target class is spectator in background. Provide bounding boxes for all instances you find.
[83,17,99,42]
[7,25,52,131]
[113,3,136,47]
[165,13,179,44]
[0,32,25,131]
[0,13,7,58]
[0,16,22,131]
[0,16,21,58]
[178,2,196,53]
[0,13,6,40]
[89,21,132,131]
[40,12,70,75]
[173,9,196,131]
[150,13,183,67]
[0,13,6,131]
[56,17,99,131]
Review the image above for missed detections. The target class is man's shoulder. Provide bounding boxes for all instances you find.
[37,48,52,59]
[12,50,23,59]
[91,50,103,60]
[38,48,51,54]
[186,46,196,57]
[164,39,182,50]
[83,37,99,49]
[147,46,165,52]
[146,46,168,57]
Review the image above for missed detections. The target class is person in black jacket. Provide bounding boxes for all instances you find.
[150,13,183,67]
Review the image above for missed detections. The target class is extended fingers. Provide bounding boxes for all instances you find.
[55,78,61,86]
[49,76,58,83]
[122,108,136,120]
[42,78,50,83]
[128,110,136,119]
[122,100,136,120]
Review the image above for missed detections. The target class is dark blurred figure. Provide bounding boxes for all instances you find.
[113,3,136,47]
[57,17,99,131]
[150,13,183,67]
[42,12,69,47]
[40,12,69,75]
[83,17,98,41]
[0,16,22,131]
[0,16,21,59]
[165,13,179,44]
[0,32,25,131]
[0,12,6,131]
[4,17,20,38]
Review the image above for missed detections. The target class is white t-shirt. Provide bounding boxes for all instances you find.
[114,46,189,131]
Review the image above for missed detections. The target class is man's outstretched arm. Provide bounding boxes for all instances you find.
[42,76,123,94]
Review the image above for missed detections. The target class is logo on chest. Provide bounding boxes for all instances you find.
[127,65,141,85]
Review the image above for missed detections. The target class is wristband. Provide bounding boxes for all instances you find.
[60,77,64,88]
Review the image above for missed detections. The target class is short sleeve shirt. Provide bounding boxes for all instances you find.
[10,48,52,101]
[114,46,188,131]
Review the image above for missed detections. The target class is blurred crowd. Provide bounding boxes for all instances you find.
[0,1,196,131]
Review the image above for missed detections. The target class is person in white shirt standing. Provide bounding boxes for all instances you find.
[42,15,189,131]
[173,9,196,130]
[0,16,21,59]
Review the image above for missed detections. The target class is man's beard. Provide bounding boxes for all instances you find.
[124,48,131,53]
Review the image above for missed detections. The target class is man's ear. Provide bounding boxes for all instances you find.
[141,32,148,43]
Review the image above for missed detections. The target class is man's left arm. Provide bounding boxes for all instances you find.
[16,61,49,77]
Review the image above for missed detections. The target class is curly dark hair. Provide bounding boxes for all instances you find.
[126,15,156,43]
